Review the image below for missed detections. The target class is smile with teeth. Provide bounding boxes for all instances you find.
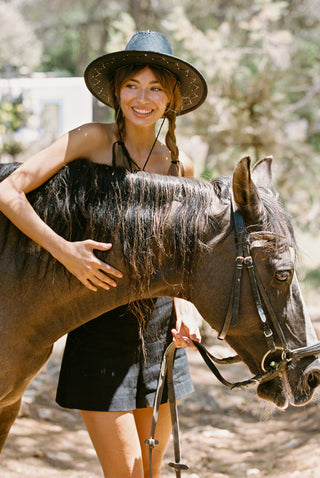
[132,107,153,115]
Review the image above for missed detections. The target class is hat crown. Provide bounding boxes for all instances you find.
[125,30,173,56]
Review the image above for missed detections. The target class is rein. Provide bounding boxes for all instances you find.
[146,196,320,477]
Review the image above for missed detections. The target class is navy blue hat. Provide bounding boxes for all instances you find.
[84,30,207,115]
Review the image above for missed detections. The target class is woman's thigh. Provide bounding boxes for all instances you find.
[80,409,144,478]
[134,403,172,478]
[80,403,171,478]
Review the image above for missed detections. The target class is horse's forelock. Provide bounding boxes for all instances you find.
[257,186,296,252]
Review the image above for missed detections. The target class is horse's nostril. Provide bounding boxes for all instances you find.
[307,371,320,389]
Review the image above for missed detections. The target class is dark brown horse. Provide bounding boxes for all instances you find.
[0,156,319,452]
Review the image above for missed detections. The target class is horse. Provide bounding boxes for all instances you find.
[0,155,319,452]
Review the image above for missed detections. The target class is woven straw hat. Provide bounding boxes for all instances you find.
[84,30,207,115]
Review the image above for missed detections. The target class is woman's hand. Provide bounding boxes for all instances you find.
[56,239,123,292]
[171,298,202,349]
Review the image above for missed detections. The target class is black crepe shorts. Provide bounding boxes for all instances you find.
[56,297,193,411]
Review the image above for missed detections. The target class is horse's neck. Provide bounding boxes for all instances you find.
[3,252,177,347]
[36,280,177,346]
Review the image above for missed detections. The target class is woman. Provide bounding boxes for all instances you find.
[0,31,207,477]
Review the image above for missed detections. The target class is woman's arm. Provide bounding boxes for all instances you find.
[0,123,122,291]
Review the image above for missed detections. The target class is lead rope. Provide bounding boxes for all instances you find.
[145,342,189,478]
[145,341,262,478]
[145,340,290,477]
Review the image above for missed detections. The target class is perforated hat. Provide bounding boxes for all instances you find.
[84,30,208,115]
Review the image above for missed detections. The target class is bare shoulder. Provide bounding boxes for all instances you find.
[178,150,194,177]
[68,122,116,164]
[71,122,113,148]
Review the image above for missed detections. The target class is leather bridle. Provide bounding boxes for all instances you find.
[146,195,320,477]
[214,195,320,385]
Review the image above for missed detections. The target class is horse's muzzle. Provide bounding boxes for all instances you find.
[257,356,320,408]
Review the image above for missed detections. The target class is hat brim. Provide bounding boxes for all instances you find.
[84,50,207,115]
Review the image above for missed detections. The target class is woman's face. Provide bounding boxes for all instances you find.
[119,66,169,127]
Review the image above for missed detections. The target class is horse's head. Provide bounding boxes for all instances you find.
[193,156,320,409]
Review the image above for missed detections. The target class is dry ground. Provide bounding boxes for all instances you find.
[2,295,320,478]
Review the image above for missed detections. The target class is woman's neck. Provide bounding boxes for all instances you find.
[121,122,157,163]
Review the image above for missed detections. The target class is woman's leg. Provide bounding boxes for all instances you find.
[81,403,171,478]
[80,409,144,478]
[134,402,172,478]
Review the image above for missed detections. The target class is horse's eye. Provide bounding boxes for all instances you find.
[275,270,291,282]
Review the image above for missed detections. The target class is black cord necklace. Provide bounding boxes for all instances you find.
[116,117,166,171]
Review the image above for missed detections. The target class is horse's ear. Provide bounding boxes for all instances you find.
[232,156,264,225]
[251,156,272,189]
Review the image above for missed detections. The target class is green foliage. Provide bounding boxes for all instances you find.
[0,95,28,159]
[39,29,79,76]
[163,0,320,230]
[0,2,41,75]
[20,0,131,76]
[303,267,320,289]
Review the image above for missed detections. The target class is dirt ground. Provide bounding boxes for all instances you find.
[2,295,320,478]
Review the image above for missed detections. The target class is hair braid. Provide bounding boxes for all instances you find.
[114,107,125,139]
[165,79,183,175]
[165,110,181,176]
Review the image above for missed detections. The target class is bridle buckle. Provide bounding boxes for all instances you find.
[261,347,288,373]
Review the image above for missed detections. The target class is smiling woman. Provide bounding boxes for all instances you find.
[112,64,183,174]
[120,67,169,118]
[0,30,208,478]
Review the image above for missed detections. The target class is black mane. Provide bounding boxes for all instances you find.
[0,160,226,295]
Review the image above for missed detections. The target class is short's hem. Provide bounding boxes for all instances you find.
[56,383,194,412]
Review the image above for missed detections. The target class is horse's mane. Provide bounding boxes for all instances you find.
[0,160,228,300]
[0,159,295,301]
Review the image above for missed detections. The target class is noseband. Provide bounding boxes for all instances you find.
[195,195,320,389]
